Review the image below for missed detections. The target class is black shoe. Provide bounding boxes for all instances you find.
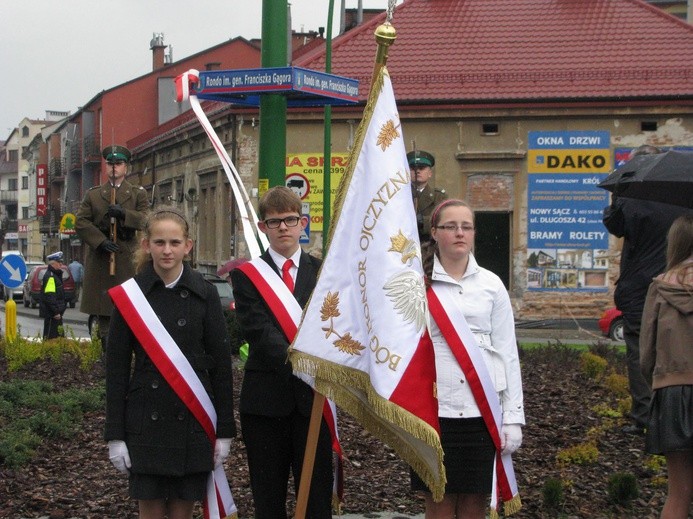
[622,424,645,435]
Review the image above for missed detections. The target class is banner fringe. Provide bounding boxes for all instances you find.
[292,352,446,501]
[504,494,522,516]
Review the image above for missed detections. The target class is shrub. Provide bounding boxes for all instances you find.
[607,472,638,506]
[579,351,608,380]
[542,478,564,510]
[591,403,621,418]
[603,373,629,398]
[556,442,599,465]
[0,334,101,372]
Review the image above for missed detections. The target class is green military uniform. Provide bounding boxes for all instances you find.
[75,145,148,344]
[407,149,448,242]
[414,183,448,242]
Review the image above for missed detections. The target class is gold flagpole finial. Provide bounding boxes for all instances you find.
[374,23,397,67]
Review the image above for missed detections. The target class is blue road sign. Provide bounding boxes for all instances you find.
[0,254,27,289]
[195,67,359,107]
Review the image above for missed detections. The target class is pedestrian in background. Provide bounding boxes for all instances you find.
[68,258,84,302]
[105,207,235,519]
[640,214,693,519]
[602,144,692,435]
[415,199,524,518]
[75,145,148,351]
[40,251,67,339]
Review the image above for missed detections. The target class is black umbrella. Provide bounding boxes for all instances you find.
[598,149,693,208]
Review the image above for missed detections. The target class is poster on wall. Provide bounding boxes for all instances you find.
[285,153,349,233]
[526,131,611,291]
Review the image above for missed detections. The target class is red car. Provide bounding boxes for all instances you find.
[23,264,76,309]
[598,307,624,341]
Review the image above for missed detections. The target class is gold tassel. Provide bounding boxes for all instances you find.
[290,351,447,501]
[488,508,500,519]
[504,494,522,516]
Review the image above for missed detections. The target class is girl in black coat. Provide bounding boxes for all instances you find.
[105,207,235,519]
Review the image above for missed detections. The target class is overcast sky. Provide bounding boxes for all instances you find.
[0,0,387,139]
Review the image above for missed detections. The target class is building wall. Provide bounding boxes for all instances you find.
[131,102,693,320]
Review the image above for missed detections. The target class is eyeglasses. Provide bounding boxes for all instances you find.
[107,160,126,166]
[264,216,301,229]
[435,223,475,233]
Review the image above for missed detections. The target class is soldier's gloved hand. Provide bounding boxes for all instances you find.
[97,240,119,253]
[107,204,126,220]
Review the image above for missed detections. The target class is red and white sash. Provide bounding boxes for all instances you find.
[237,258,344,506]
[109,279,237,519]
[427,285,521,518]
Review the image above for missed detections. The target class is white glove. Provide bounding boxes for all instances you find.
[213,438,233,467]
[500,424,522,455]
[108,440,131,475]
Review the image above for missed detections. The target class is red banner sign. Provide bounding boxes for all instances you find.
[36,164,47,216]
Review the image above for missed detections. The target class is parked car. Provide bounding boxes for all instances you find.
[598,307,624,341]
[200,272,235,313]
[23,264,76,309]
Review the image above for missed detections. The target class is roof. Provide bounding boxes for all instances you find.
[295,0,693,103]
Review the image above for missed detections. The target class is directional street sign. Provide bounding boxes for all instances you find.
[195,66,359,107]
[0,254,27,289]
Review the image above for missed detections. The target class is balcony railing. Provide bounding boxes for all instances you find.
[69,141,82,171]
[83,133,102,163]
[0,190,18,203]
[49,157,66,180]
[39,208,62,234]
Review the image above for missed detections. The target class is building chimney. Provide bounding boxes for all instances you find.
[150,33,167,71]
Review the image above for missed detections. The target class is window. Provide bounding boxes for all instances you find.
[22,207,29,219]
[8,178,18,191]
[482,123,499,135]
[22,176,28,189]
[22,126,29,137]
[641,121,657,132]
[8,150,18,161]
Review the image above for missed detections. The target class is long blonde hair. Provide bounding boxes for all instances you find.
[134,206,190,273]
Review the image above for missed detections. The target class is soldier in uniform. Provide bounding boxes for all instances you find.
[408,149,447,242]
[75,145,148,350]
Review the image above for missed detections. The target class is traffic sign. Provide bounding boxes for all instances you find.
[0,254,27,289]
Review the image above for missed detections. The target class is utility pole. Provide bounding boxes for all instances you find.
[259,0,289,188]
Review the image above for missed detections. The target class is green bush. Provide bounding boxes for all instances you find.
[579,351,608,380]
[542,478,564,510]
[225,309,245,355]
[607,472,638,506]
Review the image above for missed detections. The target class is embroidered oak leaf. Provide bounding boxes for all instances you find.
[320,291,341,321]
[388,230,419,264]
[333,332,366,355]
[383,271,427,332]
[376,119,400,151]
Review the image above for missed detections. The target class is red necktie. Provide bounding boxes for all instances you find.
[282,259,294,292]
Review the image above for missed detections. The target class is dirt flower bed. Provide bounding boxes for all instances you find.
[0,342,667,518]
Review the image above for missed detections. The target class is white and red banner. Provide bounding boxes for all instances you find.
[289,68,445,500]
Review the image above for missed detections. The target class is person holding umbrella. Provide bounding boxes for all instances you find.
[602,144,692,435]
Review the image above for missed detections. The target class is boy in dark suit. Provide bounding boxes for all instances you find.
[231,186,333,519]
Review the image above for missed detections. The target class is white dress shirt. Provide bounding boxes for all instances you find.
[430,254,525,425]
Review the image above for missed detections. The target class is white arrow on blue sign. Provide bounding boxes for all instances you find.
[0,254,27,289]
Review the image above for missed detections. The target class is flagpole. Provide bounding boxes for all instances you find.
[294,21,398,519]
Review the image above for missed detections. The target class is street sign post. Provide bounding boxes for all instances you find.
[0,254,27,289]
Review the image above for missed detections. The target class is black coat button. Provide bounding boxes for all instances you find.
[177,412,185,421]
[151,412,159,421]
[151,379,159,389]
[180,290,189,298]
[177,318,186,326]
